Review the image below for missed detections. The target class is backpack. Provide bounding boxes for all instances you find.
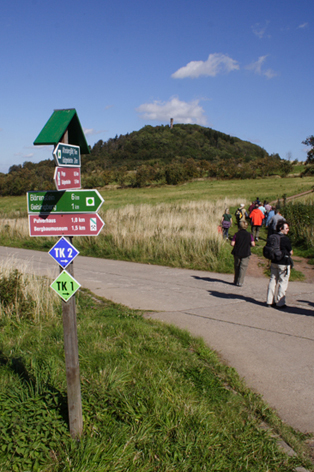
[235,208,243,223]
[263,234,283,262]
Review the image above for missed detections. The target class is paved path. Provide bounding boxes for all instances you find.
[1,246,313,434]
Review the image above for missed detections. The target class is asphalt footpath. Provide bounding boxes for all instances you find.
[0,245,313,434]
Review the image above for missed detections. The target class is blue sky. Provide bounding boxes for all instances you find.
[1,0,313,173]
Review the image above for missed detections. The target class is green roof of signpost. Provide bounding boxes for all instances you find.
[33,109,90,154]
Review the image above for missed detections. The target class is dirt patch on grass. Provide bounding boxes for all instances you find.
[246,253,314,283]
[246,253,267,278]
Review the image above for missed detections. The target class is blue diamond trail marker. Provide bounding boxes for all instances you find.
[49,237,79,269]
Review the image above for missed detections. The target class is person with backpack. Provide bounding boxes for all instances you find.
[266,208,285,237]
[265,219,293,309]
[230,220,255,287]
[235,204,247,228]
[221,208,232,240]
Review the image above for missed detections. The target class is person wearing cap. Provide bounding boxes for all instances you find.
[235,204,247,228]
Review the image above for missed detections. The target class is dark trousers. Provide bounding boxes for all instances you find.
[251,225,261,240]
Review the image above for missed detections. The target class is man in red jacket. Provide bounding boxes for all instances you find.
[249,203,264,241]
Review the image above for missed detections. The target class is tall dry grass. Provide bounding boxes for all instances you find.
[95,198,247,270]
[103,198,241,242]
[0,198,249,271]
[0,257,59,322]
[0,218,29,239]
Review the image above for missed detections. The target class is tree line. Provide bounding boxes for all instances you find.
[0,124,297,196]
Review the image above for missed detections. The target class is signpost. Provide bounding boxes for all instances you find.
[49,237,79,268]
[31,109,104,440]
[27,189,104,214]
[53,143,81,167]
[54,167,81,191]
[28,213,105,237]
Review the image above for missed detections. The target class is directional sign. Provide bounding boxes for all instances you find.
[54,167,81,191]
[28,213,105,237]
[53,143,81,167]
[27,190,104,214]
[49,237,79,268]
[50,270,81,302]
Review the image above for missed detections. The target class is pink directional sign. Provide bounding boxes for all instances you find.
[29,213,105,237]
[54,167,81,190]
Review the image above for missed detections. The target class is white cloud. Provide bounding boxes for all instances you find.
[171,53,239,79]
[298,22,309,29]
[136,97,207,126]
[84,128,106,136]
[252,21,271,39]
[246,56,277,79]
[14,152,34,159]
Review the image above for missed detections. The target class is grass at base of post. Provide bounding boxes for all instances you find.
[0,279,312,471]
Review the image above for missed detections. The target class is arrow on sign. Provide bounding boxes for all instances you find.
[27,190,104,214]
[53,143,81,167]
[29,213,105,237]
[50,270,81,302]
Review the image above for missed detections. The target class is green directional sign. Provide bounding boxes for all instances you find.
[50,270,81,302]
[27,189,104,214]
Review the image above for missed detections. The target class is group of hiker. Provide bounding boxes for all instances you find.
[221,199,292,309]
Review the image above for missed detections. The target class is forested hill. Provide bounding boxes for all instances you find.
[83,123,269,172]
[0,124,294,196]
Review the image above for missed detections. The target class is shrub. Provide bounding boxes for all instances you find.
[0,270,36,319]
[283,203,314,249]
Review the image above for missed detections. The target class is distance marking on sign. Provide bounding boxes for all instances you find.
[54,167,81,190]
[27,189,104,214]
[53,143,81,167]
[28,213,105,237]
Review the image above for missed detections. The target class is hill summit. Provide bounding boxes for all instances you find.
[84,123,269,171]
[0,124,292,195]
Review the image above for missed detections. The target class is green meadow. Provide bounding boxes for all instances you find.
[1,175,314,217]
[0,277,312,471]
[0,176,313,274]
[1,177,314,470]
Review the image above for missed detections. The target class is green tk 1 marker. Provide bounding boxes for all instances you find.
[50,270,81,302]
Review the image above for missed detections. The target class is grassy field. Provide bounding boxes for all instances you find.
[0,176,313,275]
[1,175,314,217]
[0,264,313,471]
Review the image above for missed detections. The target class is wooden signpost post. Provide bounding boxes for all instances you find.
[32,109,104,439]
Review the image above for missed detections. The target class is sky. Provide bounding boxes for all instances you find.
[1,0,314,174]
